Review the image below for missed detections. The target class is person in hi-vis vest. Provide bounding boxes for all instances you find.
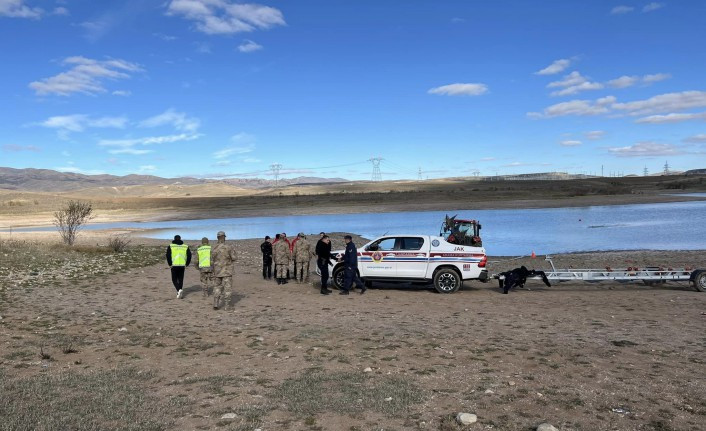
[194,237,213,297]
[166,234,191,299]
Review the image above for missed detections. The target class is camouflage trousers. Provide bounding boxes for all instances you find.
[213,276,233,309]
[275,263,288,278]
[295,260,310,282]
[200,271,213,296]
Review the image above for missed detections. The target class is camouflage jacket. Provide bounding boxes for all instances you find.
[273,240,291,264]
[293,238,312,262]
[211,242,237,277]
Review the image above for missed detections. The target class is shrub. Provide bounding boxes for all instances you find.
[53,200,94,246]
[107,235,132,252]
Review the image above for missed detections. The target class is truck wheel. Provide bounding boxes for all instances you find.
[433,268,461,294]
[692,270,706,292]
[332,265,346,290]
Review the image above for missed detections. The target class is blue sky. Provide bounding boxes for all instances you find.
[1,0,705,180]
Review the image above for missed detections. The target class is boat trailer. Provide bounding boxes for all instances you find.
[494,257,706,292]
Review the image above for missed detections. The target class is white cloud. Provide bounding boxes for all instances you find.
[560,140,582,147]
[29,56,142,96]
[0,0,42,18]
[112,90,131,96]
[138,165,157,172]
[99,133,200,148]
[139,109,200,132]
[552,81,604,96]
[55,166,106,175]
[2,144,40,152]
[585,130,606,140]
[608,73,670,88]
[607,141,682,157]
[108,148,154,155]
[643,2,664,13]
[607,75,640,88]
[238,39,263,52]
[683,134,706,144]
[547,71,587,88]
[610,5,634,14]
[528,96,616,118]
[214,136,255,159]
[428,83,488,96]
[153,32,177,41]
[613,91,706,116]
[547,71,603,96]
[535,59,571,75]
[52,6,68,16]
[642,73,670,83]
[636,112,706,124]
[166,0,286,35]
[37,114,128,139]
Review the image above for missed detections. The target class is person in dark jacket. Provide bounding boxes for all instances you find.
[339,235,365,295]
[316,235,334,295]
[166,234,192,299]
[260,236,273,280]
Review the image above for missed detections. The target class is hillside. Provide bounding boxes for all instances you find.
[0,167,347,194]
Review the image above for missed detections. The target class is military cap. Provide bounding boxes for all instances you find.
[344,234,352,240]
[217,231,226,237]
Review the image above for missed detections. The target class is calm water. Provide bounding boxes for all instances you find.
[7,199,706,256]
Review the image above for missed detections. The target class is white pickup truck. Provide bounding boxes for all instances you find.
[328,234,488,293]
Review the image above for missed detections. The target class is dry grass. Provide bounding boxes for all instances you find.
[0,368,172,431]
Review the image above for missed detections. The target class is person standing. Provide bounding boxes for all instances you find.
[316,235,334,295]
[282,232,292,279]
[194,237,213,297]
[260,236,273,280]
[273,234,291,285]
[212,231,237,310]
[340,234,365,295]
[293,233,312,283]
[166,234,191,299]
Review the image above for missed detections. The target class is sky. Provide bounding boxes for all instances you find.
[1,0,705,181]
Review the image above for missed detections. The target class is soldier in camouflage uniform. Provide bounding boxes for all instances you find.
[273,235,291,285]
[212,231,237,310]
[193,237,213,297]
[293,233,312,283]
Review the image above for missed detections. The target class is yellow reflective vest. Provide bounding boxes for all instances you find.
[170,244,188,266]
[197,245,211,268]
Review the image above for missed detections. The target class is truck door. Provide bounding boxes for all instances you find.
[396,236,428,278]
[361,237,398,277]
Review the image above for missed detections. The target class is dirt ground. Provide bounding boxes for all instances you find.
[1,234,705,431]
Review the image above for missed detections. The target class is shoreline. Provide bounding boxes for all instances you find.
[2,192,705,229]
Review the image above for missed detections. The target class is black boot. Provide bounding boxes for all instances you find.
[320,289,330,295]
[277,278,282,285]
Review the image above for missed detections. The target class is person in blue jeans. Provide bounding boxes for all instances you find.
[339,235,366,295]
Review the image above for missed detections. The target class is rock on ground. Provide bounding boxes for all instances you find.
[456,412,478,425]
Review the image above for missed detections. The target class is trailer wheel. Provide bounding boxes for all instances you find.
[433,268,461,294]
[692,270,706,292]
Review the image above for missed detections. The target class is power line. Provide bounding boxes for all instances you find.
[270,163,282,187]
[369,157,383,181]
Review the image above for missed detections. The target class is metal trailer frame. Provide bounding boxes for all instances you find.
[494,257,706,292]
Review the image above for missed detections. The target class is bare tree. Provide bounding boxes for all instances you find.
[54,200,94,245]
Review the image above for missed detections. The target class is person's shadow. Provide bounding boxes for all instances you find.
[181,284,202,298]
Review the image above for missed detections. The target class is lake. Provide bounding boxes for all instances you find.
[7,198,705,256]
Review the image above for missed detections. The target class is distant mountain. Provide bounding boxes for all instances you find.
[220,176,348,188]
[0,167,348,192]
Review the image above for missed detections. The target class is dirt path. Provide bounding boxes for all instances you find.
[2,248,706,430]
